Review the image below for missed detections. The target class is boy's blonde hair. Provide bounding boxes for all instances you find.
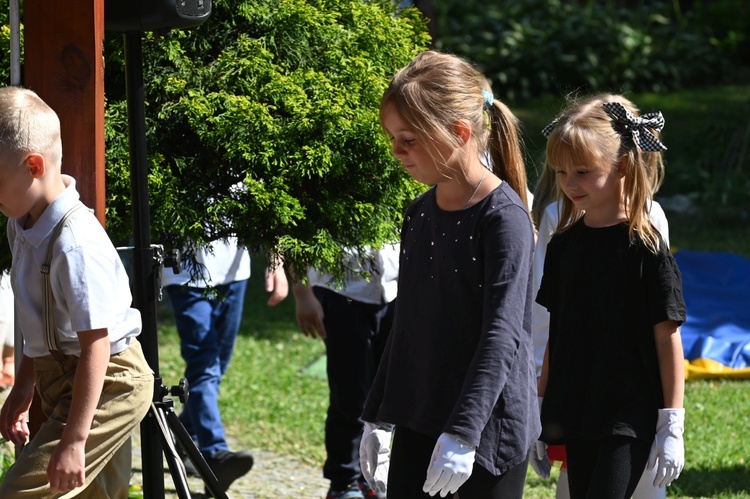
[0,86,62,169]
[380,50,528,208]
[544,93,665,253]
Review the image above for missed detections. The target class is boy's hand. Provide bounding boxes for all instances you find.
[292,284,326,339]
[265,265,289,306]
[0,359,35,446]
[0,397,31,446]
[48,439,86,493]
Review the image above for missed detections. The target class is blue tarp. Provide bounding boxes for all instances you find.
[674,250,750,374]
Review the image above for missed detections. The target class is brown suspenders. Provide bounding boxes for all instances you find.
[41,204,88,362]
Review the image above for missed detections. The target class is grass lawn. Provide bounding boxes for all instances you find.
[151,85,750,498]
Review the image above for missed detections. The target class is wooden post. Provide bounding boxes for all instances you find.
[23,0,106,223]
[22,0,106,437]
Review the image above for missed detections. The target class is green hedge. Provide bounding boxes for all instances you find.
[434,0,748,102]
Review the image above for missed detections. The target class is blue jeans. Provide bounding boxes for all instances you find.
[165,279,248,456]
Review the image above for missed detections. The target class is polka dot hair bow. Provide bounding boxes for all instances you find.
[541,119,558,139]
[602,101,667,152]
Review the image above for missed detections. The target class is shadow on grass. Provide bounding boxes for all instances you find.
[670,464,750,498]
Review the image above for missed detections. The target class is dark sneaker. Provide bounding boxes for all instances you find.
[175,445,199,477]
[359,480,386,499]
[326,481,365,499]
[204,449,254,493]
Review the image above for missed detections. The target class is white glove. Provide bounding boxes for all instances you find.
[529,397,551,479]
[423,432,476,497]
[360,422,392,494]
[647,408,685,488]
[529,440,551,479]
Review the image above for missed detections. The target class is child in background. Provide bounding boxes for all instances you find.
[162,239,287,493]
[0,271,15,389]
[530,163,670,499]
[0,86,153,497]
[292,245,398,499]
[534,94,686,498]
[360,50,539,499]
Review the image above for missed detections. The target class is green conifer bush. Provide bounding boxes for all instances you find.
[103,0,429,277]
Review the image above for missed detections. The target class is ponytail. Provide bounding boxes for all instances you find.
[486,101,528,209]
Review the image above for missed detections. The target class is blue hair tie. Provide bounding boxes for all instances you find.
[482,90,494,109]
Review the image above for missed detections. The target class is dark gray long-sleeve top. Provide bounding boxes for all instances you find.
[362,182,541,475]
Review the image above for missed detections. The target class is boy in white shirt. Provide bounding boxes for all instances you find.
[0,86,153,497]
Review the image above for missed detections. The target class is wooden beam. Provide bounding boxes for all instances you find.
[23,0,106,225]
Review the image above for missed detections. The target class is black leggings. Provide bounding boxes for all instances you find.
[565,436,652,499]
[387,426,528,499]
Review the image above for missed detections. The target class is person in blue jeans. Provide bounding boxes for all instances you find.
[162,239,287,494]
[292,245,398,499]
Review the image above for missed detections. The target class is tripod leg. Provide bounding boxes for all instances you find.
[163,403,229,499]
[151,403,194,499]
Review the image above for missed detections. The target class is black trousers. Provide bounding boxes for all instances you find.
[387,426,529,499]
[565,436,652,499]
[315,287,395,489]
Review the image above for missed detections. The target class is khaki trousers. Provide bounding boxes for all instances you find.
[0,339,154,498]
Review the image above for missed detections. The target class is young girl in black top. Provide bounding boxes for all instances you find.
[360,50,539,499]
[535,94,687,498]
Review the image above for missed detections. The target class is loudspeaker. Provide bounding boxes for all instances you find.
[106,0,212,32]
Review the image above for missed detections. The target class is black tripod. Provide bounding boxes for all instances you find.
[122,30,228,499]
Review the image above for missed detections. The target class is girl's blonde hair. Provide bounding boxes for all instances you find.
[379,50,528,208]
[544,93,665,253]
[531,164,559,228]
[0,86,62,169]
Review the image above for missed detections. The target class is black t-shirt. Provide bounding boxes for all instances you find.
[536,218,686,444]
[362,183,540,475]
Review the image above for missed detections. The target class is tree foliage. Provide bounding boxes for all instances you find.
[101,0,429,278]
[0,2,429,274]
[434,0,743,102]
